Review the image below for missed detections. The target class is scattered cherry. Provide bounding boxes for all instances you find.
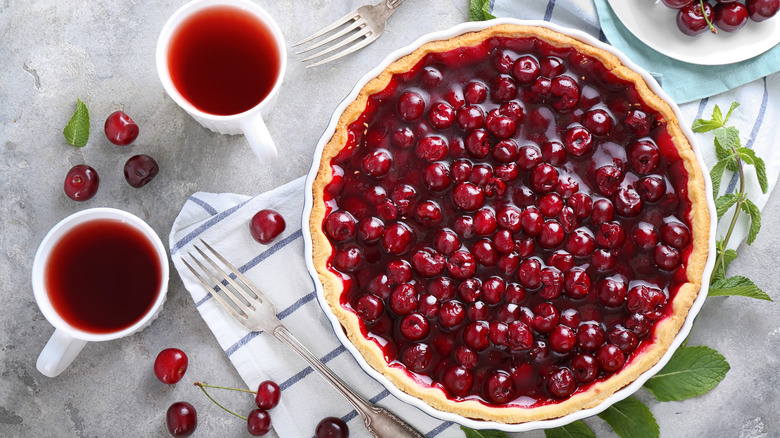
[247,409,272,436]
[64,164,99,201]
[255,380,281,410]
[166,402,197,437]
[154,348,189,384]
[104,110,139,146]
[315,416,349,438]
[124,154,159,188]
[250,209,286,244]
[746,0,780,21]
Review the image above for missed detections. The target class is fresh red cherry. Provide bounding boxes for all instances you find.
[104,110,139,146]
[677,2,715,36]
[255,380,281,410]
[154,348,188,384]
[315,416,349,438]
[64,164,99,201]
[166,402,197,437]
[746,0,780,21]
[250,209,286,244]
[247,409,272,436]
[124,154,159,188]
[714,1,749,31]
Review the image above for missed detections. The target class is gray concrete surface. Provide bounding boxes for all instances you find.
[0,1,777,437]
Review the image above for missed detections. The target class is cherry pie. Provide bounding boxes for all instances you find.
[309,24,709,423]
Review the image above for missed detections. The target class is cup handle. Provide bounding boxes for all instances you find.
[37,328,88,377]
[241,114,278,162]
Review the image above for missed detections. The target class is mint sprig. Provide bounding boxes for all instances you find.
[62,98,90,147]
[469,0,495,21]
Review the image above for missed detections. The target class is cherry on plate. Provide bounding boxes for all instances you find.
[166,401,197,437]
[104,110,139,146]
[250,209,286,244]
[124,154,159,188]
[154,348,188,384]
[315,416,349,438]
[64,164,99,201]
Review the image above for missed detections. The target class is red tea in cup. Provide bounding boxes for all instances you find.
[44,218,163,334]
[167,5,282,116]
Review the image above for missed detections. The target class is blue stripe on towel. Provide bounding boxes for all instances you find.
[427,421,455,437]
[192,229,304,307]
[279,345,347,390]
[171,197,253,254]
[223,291,316,357]
[188,195,219,216]
[544,0,556,21]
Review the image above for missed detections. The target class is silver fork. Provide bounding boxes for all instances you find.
[292,0,407,67]
[182,239,425,438]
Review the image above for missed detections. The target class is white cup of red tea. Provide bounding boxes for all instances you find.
[156,0,287,163]
[32,208,169,378]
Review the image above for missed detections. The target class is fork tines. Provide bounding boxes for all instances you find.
[182,240,262,320]
[292,6,379,67]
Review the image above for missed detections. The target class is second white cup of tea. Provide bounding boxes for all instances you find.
[156,0,287,162]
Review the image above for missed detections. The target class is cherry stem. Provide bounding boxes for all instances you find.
[699,0,718,34]
[712,150,746,281]
[194,382,249,420]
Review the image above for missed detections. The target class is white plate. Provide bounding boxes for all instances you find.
[301,18,717,432]
[607,0,780,65]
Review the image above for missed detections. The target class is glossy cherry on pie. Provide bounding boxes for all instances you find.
[318,34,695,410]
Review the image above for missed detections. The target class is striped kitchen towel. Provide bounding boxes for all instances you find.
[169,176,461,437]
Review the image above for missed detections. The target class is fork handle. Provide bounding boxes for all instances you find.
[272,325,425,438]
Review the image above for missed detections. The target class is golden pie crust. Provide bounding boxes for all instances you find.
[309,24,709,423]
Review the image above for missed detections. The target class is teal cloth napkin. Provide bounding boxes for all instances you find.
[592,0,780,103]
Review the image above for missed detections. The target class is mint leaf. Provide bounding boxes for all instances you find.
[691,118,721,133]
[723,101,740,124]
[754,155,769,194]
[597,396,658,438]
[460,427,507,438]
[737,148,769,194]
[709,159,728,198]
[714,127,740,162]
[740,197,761,244]
[545,421,596,438]
[710,275,772,300]
[63,98,90,147]
[469,0,495,21]
[714,193,739,220]
[644,346,729,402]
[712,104,725,126]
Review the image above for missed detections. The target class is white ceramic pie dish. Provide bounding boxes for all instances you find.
[301,18,717,432]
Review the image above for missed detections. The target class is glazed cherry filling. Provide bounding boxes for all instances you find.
[321,36,693,408]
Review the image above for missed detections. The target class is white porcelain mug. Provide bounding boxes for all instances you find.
[155,0,287,162]
[32,208,169,378]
